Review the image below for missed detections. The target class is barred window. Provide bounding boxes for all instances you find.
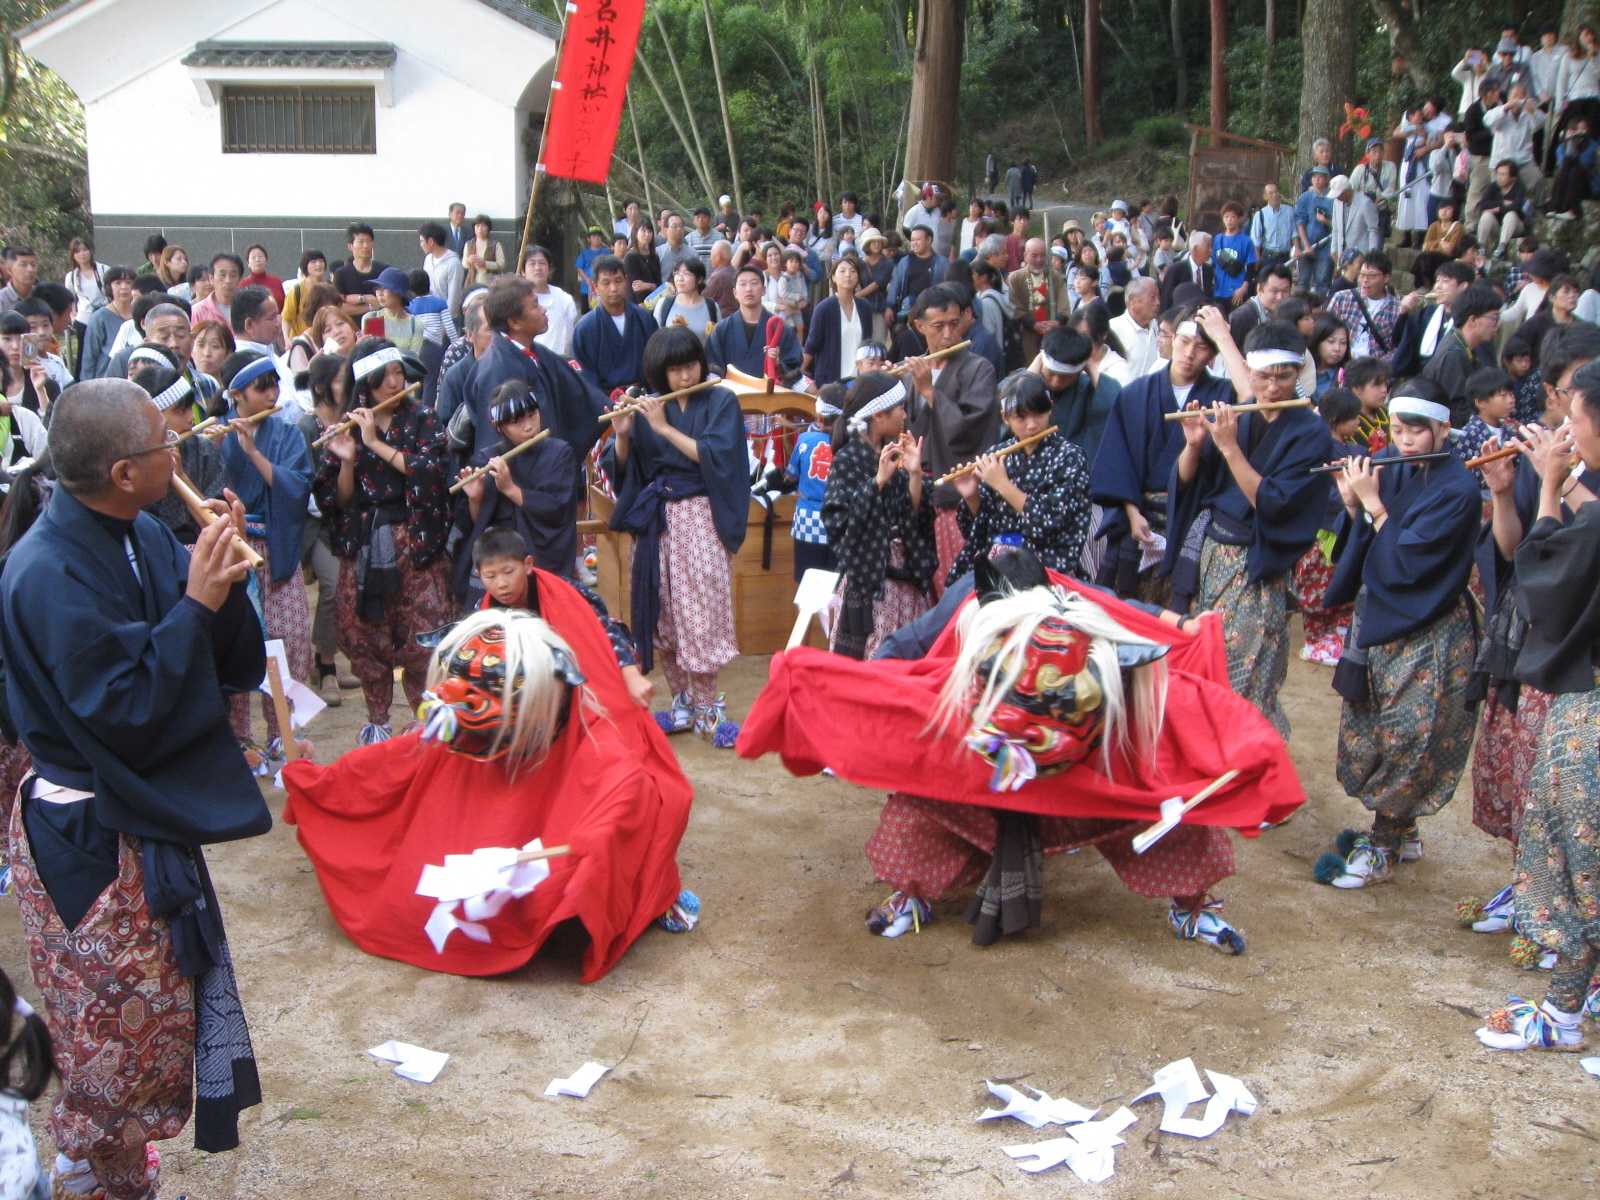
[221,86,376,154]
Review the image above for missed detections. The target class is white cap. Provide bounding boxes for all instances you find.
[719,195,732,206]
[1329,174,1352,196]
[1111,199,1128,212]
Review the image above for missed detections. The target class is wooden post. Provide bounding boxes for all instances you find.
[265,657,300,763]
[1084,0,1103,147]
[1208,0,1228,147]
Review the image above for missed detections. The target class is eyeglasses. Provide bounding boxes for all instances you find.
[121,428,180,460]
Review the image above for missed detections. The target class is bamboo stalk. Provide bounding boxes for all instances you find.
[886,339,973,375]
[1308,450,1453,475]
[449,429,553,494]
[597,377,720,424]
[1163,398,1313,420]
[937,425,1059,484]
[313,382,421,447]
[169,474,264,569]
[175,416,219,443]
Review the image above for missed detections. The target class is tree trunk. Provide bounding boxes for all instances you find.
[626,94,655,218]
[1171,0,1187,111]
[1265,0,1275,45]
[702,0,744,213]
[633,52,717,202]
[1300,0,1357,172]
[651,7,717,201]
[1563,0,1600,40]
[1084,0,1102,145]
[1366,0,1433,90]
[1208,0,1227,145]
[902,0,967,193]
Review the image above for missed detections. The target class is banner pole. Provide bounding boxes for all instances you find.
[518,6,573,268]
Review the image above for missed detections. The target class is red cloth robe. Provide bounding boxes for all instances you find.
[282,569,693,981]
[737,572,1303,831]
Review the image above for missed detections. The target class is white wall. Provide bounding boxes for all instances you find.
[29,0,550,221]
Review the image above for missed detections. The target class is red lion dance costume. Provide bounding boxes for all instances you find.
[738,569,1303,951]
[282,598,693,981]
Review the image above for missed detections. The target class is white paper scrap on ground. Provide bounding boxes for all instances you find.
[1134,1058,1256,1138]
[1002,1137,1116,1183]
[544,1061,610,1099]
[416,839,553,953]
[1581,1057,1600,1079]
[978,1081,1099,1128]
[367,1040,449,1084]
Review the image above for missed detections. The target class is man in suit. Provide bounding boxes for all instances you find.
[444,203,471,257]
[902,283,999,593]
[1159,230,1215,311]
[1006,237,1069,366]
[1389,259,1475,377]
[1422,283,1502,425]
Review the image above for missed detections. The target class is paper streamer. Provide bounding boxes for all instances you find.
[257,639,327,729]
[416,838,554,953]
[978,1081,1099,1128]
[1133,1057,1257,1137]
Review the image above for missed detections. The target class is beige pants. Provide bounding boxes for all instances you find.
[1478,209,1523,249]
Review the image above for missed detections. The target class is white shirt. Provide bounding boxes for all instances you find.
[1483,101,1537,165]
[1420,305,1453,359]
[108,317,141,360]
[905,204,951,257]
[533,285,579,357]
[64,264,108,312]
[959,217,983,255]
[836,298,863,381]
[1109,312,1161,377]
[1098,348,1131,385]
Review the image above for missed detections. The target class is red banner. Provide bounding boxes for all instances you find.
[541,0,646,184]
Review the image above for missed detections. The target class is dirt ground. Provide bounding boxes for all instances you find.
[7,617,1600,1199]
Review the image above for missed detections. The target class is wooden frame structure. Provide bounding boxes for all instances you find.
[1183,123,1294,236]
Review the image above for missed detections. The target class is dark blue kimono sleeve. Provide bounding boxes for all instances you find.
[1249,420,1337,578]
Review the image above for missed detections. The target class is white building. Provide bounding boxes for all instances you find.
[19,0,558,270]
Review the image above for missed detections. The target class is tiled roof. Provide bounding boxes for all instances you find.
[473,0,561,39]
[181,41,397,70]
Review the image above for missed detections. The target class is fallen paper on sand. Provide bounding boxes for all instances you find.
[545,1061,610,1099]
[1133,1057,1257,1137]
[978,1080,1099,1128]
[1002,1108,1137,1182]
[367,1040,449,1084]
[1581,1057,1600,1079]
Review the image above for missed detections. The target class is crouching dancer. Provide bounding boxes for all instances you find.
[0,380,270,1199]
[737,546,1306,953]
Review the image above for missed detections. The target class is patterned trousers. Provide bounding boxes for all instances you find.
[656,497,739,709]
[230,533,313,745]
[1196,540,1290,739]
[334,521,456,725]
[1470,686,1552,847]
[9,801,189,1200]
[865,793,1236,901]
[932,508,965,601]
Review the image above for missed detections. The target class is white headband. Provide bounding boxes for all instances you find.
[12,997,32,1019]
[847,380,909,432]
[352,346,402,381]
[129,347,172,368]
[150,375,193,411]
[1040,352,1085,375]
[1246,349,1304,370]
[816,399,843,420]
[1175,321,1200,340]
[1390,396,1452,425]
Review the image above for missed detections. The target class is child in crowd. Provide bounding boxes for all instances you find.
[453,379,578,604]
[1456,367,1519,481]
[776,248,810,338]
[472,526,654,707]
[0,967,54,1200]
[1151,224,1175,277]
[1500,336,1544,422]
[1344,356,1392,453]
[605,325,748,742]
[786,382,842,580]
[363,267,424,355]
[1294,387,1363,665]
[822,371,936,659]
[216,349,316,766]
[576,225,608,313]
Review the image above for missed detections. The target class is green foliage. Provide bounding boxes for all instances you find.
[0,4,90,276]
[1130,117,1188,151]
